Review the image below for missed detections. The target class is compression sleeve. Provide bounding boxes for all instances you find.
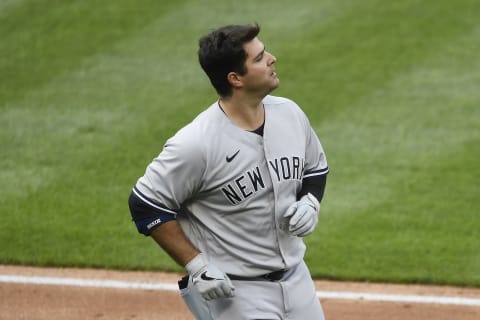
[128,187,177,236]
[298,170,328,202]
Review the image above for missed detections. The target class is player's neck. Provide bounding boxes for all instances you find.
[219,95,264,131]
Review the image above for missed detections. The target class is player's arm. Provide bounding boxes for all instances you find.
[297,169,328,202]
[150,220,199,266]
[284,115,329,236]
[128,188,234,300]
[284,171,327,237]
[128,188,198,265]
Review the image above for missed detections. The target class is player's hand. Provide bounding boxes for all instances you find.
[185,253,235,301]
[283,193,320,237]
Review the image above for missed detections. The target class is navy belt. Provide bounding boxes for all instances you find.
[227,269,288,282]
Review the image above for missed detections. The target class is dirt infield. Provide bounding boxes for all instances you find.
[1,265,479,320]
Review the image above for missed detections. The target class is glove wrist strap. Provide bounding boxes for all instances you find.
[185,253,207,275]
[303,193,320,211]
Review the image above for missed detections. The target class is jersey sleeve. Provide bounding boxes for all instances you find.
[299,110,329,202]
[130,125,206,234]
[128,187,178,235]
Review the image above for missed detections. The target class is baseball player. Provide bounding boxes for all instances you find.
[128,23,329,319]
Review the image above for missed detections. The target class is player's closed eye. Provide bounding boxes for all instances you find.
[254,48,265,62]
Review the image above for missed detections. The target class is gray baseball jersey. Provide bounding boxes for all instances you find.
[133,95,328,276]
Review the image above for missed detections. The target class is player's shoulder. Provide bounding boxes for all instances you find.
[263,95,313,132]
[167,102,220,147]
[263,95,303,111]
[263,95,297,106]
[263,95,306,116]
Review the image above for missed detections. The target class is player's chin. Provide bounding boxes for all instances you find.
[266,82,279,93]
[269,73,280,83]
[271,78,280,89]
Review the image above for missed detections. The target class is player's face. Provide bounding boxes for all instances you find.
[240,37,279,96]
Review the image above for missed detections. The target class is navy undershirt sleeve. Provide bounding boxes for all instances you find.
[128,189,177,236]
[298,172,327,202]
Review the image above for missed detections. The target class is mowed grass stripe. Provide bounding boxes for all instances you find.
[277,0,480,119]
[307,23,480,285]
[0,0,215,205]
[0,0,29,13]
[0,0,187,104]
[1,0,479,285]
[0,1,213,269]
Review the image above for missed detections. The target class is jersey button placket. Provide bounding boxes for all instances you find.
[262,135,288,267]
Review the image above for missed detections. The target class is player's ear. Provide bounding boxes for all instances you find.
[227,72,243,89]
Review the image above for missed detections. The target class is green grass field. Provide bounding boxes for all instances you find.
[1,0,479,287]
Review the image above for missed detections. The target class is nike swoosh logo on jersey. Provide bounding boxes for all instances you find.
[226,150,240,162]
[200,271,224,281]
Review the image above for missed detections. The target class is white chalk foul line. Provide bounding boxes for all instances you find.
[0,275,178,291]
[316,291,480,306]
[1,275,479,307]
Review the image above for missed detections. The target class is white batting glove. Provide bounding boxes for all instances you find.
[283,193,320,237]
[185,253,235,301]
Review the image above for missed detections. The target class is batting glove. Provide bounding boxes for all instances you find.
[185,253,235,301]
[283,193,320,237]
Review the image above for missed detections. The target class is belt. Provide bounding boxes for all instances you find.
[227,269,288,282]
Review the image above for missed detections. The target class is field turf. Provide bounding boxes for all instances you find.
[1,0,479,286]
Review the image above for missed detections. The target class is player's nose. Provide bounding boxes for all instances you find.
[267,51,276,65]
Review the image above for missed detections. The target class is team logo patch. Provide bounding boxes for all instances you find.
[220,156,305,205]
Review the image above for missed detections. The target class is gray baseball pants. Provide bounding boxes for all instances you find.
[180,260,325,320]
